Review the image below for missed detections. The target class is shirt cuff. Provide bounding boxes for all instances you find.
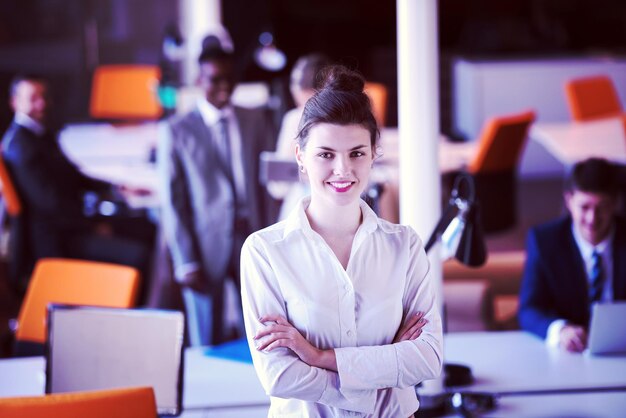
[317,372,376,414]
[546,319,567,348]
[335,345,398,390]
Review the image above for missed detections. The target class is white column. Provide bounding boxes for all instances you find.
[179,0,222,86]
[397,0,444,400]
[397,0,442,299]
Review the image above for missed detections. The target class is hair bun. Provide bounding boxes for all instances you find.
[318,65,365,94]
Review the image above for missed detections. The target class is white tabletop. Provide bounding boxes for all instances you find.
[58,122,160,208]
[379,128,476,174]
[444,331,626,395]
[531,117,626,166]
[0,348,269,413]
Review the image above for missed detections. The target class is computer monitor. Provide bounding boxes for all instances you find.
[46,305,184,416]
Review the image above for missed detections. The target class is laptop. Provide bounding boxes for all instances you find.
[259,151,300,184]
[587,301,626,355]
[46,305,185,416]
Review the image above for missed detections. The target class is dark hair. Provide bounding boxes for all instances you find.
[291,53,331,91]
[565,157,619,197]
[9,73,47,97]
[198,35,233,64]
[296,65,379,149]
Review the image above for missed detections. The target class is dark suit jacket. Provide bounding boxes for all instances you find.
[1,122,111,257]
[518,216,626,338]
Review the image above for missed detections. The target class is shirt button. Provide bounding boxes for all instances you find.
[346,330,352,336]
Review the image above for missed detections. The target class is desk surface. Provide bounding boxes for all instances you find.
[531,117,626,166]
[444,331,626,395]
[59,122,159,208]
[4,332,626,417]
[0,348,269,414]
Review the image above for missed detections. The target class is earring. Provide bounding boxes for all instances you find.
[299,165,306,173]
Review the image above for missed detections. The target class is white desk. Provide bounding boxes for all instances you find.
[3,332,626,417]
[59,122,160,208]
[444,331,626,396]
[0,348,269,417]
[531,117,626,166]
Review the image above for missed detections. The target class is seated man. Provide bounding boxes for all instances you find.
[1,74,155,291]
[519,158,626,352]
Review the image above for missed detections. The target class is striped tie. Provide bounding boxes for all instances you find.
[589,250,605,304]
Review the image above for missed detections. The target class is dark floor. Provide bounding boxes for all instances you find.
[0,176,565,358]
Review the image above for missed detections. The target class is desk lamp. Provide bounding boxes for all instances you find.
[424,173,486,267]
[418,173,492,417]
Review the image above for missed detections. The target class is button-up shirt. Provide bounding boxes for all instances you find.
[14,112,45,136]
[241,197,443,417]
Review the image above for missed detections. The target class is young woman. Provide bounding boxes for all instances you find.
[240,65,442,417]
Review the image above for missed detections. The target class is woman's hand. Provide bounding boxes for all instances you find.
[255,314,337,371]
[393,312,427,343]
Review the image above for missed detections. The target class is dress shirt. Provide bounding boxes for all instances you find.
[240,197,443,417]
[14,112,45,136]
[546,225,615,347]
[196,98,247,211]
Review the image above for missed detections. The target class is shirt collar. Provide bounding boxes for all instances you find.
[196,98,233,127]
[283,196,379,239]
[571,221,614,260]
[14,112,45,136]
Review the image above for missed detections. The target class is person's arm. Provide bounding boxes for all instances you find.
[4,136,82,217]
[240,235,378,414]
[254,311,427,371]
[330,230,443,392]
[518,230,561,339]
[156,122,201,284]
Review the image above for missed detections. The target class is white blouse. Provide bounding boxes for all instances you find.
[240,198,443,417]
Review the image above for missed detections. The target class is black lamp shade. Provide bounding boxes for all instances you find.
[454,202,487,267]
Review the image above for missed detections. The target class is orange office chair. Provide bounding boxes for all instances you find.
[564,75,622,121]
[449,110,536,233]
[90,64,163,120]
[14,258,140,356]
[0,386,157,418]
[365,81,389,127]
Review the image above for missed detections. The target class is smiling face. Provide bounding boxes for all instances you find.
[197,58,234,109]
[565,189,617,245]
[296,123,373,210]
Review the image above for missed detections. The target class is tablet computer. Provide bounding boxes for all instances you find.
[588,301,626,355]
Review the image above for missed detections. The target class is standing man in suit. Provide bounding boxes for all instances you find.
[1,74,155,291]
[519,158,626,352]
[158,40,277,346]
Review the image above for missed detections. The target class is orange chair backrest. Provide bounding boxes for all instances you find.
[365,81,388,127]
[0,386,157,418]
[90,65,162,120]
[16,258,140,344]
[0,148,22,216]
[565,75,622,121]
[467,110,536,174]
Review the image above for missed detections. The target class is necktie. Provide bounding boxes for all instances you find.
[217,117,233,182]
[589,250,605,304]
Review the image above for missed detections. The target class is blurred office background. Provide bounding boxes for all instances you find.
[2,0,626,131]
[1,0,626,350]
